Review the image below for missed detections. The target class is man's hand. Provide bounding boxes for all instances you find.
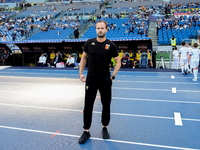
[110,77,113,82]
[80,74,86,82]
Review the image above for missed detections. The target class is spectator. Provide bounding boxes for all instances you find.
[74,26,79,39]
[129,50,134,67]
[2,33,6,41]
[121,54,129,68]
[133,50,141,68]
[138,28,143,34]
[124,29,128,35]
[36,53,46,67]
[147,49,153,68]
[12,31,16,41]
[129,25,134,34]
[66,54,75,67]
[119,49,124,59]
[50,50,55,62]
[171,35,176,50]
[51,53,61,66]
[78,50,83,62]
[1,50,9,65]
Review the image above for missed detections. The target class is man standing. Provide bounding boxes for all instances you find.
[74,26,79,39]
[171,36,176,50]
[188,43,200,81]
[179,41,189,75]
[78,20,121,144]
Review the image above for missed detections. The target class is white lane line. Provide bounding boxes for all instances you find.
[0,76,80,80]
[112,87,200,93]
[112,97,200,104]
[3,68,182,74]
[172,87,177,93]
[0,71,78,76]
[174,112,183,126]
[0,80,199,85]
[0,71,197,78]
[114,80,200,85]
[0,87,199,94]
[0,81,80,86]
[0,125,198,150]
[171,75,175,79]
[0,103,200,122]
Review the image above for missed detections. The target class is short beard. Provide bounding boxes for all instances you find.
[97,35,105,38]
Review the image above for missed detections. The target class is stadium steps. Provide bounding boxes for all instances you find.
[79,22,93,39]
[55,11,65,20]
[148,21,158,51]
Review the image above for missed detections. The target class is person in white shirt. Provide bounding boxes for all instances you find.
[173,47,179,69]
[187,42,193,73]
[188,43,200,81]
[36,53,46,67]
[66,54,75,67]
[179,41,189,75]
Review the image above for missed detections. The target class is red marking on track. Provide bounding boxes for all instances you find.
[51,130,60,137]
[117,80,120,82]
[124,75,126,77]
[98,96,101,99]
[80,110,84,113]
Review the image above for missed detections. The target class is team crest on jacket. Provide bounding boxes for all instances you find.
[105,44,110,50]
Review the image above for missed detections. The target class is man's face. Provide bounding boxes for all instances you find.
[68,55,71,59]
[123,54,126,58]
[96,22,107,38]
[42,53,44,57]
[56,53,58,57]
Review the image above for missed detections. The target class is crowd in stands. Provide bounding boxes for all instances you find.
[27,18,84,40]
[0,14,51,41]
[157,10,200,44]
[0,12,16,20]
[82,14,149,39]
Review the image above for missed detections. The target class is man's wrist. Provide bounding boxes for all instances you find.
[111,75,115,80]
[79,73,83,76]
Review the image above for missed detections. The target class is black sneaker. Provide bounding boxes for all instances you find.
[102,127,110,139]
[78,131,91,144]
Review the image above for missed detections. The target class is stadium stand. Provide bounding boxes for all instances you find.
[157,2,200,45]
[27,19,85,40]
[15,10,60,19]
[81,14,149,39]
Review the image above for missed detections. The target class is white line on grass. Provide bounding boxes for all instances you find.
[112,97,200,104]
[0,103,200,122]
[0,125,198,150]
[174,112,183,126]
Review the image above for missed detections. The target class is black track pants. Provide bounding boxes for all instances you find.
[83,75,112,129]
